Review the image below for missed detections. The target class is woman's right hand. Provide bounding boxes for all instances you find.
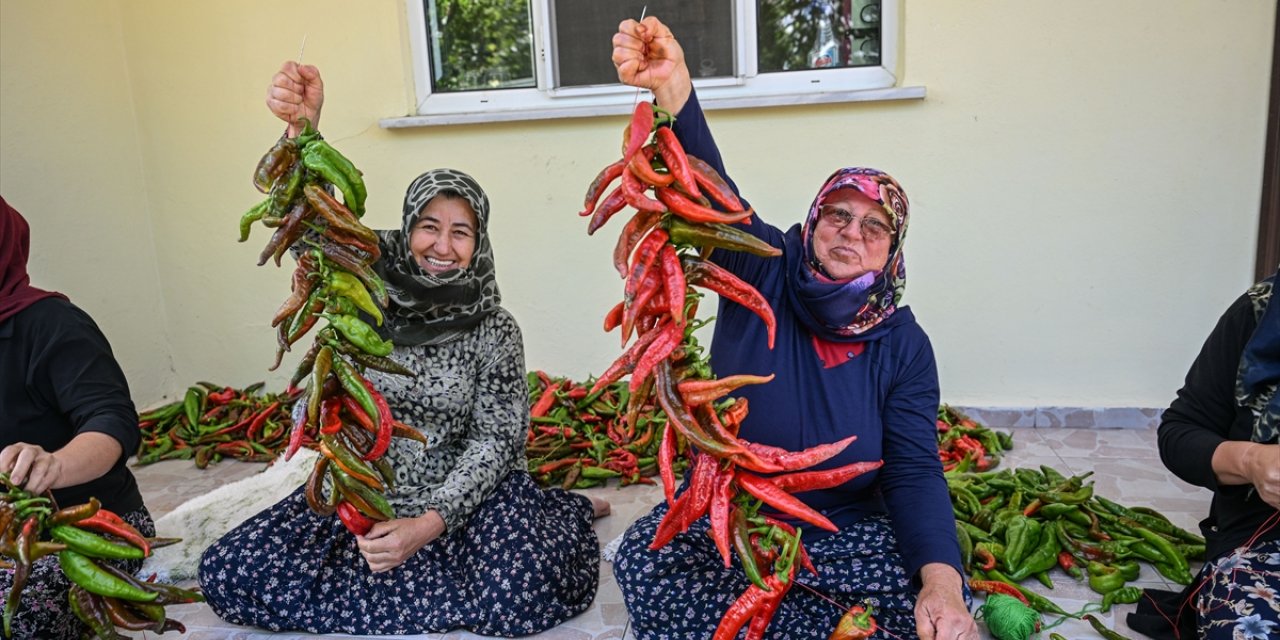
[267,61,324,137]
[612,16,692,113]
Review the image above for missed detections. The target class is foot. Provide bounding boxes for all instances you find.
[588,496,611,519]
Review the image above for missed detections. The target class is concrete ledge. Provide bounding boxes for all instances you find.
[951,407,1164,430]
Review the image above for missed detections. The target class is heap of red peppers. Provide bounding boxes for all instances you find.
[581,102,881,640]
[240,121,427,537]
[1,473,201,639]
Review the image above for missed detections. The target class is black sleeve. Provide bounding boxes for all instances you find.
[31,303,139,459]
[1157,293,1257,491]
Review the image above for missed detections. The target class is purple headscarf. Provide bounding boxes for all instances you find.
[782,167,910,342]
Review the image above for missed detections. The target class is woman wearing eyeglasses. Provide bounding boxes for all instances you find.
[608,16,978,640]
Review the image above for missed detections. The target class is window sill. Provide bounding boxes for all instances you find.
[379,85,926,128]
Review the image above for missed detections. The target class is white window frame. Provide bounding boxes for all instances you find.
[386,0,921,128]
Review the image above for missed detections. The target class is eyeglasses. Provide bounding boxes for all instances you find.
[817,205,895,242]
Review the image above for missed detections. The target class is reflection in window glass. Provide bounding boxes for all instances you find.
[426,0,536,92]
[757,0,880,72]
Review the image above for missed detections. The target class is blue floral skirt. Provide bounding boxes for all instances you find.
[0,507,153,640]
[198,470,599,636]
[1196,538,1280,640]
[614,500,961,640]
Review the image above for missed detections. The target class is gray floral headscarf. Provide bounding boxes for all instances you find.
[373,169,501,346]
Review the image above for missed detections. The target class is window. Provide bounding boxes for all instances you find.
[395,0,914,126]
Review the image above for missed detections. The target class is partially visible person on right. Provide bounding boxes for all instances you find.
[1137,268,1280,640]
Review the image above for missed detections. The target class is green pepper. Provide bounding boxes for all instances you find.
[1083,613,1137,640]
[1036,503,1079,520]
[327,270,383,325]
[665,217,780,258]
[1087,560,1127,594]
[1101,585,1144,612]
[1115,558,1140,581]
[301,140,366,216]
[331,464,395,520]
[580,465,622,479]
[1134,526,1191,577]
[183,387,201,426]
[324,313,393,357]
[987,568,1070,616]
[58,550,158,602]
[331,355,380,431]
[1003,516,1040,571]
[956,522,973,573]
[1007,523,1061,581]
[731,509,768,591]
[49,525,144,560]
[309,346,333,430]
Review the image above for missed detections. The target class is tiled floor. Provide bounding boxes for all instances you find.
[132,426,1209,639]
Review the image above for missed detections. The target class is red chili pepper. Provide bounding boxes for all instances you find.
[737,473,838,532]
[678,374,775,407]
[737,435,859,474]
[74,510,151,556]
[622,267,664,344]
[683,256,776,349]
[580,159,627,216]
[655,126,700,198]
[536,457,586,475]
[658,244,686,328]
[708,465,735,566]
[771,459,884,493]
[974,546,997,571]
[613,210,664,277]
[829,604,878,640]
[336,500,375,536]
[650,453,718,548]
[620,165,666,213]
[622,101,654,163]
[319,398,343,435]
[969,580,1030,606]
[656,186,753,225]
[629,321,683,393]
[341,395,375,431]
[1057,550,1076,571]
[246,401,280,441]
[592,319,667,393]
[530,380,562,418]
[686,154,746,213]
[628,145,675,188]
[586,185,628,236]
[712,583,769,640]
[658,421,677,504]
[359,377,394,460]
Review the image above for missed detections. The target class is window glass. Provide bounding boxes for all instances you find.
[757,0,880,72]
[550,0,736,87]
[426,0,536,92]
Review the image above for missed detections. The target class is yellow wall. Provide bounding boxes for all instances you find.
[1,0,1274,410]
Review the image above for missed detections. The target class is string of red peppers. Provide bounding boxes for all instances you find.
[1,474,202,639]
[241,120,428,537]
[581,102,881,640]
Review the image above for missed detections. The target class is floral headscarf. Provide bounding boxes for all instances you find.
[783,167,909,342]
[373,169,501,346]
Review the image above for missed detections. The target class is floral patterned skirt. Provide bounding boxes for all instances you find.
[197,470,599,636]
[1195,538,1280,640]
[614,500,959,640]
[0,507,154,640]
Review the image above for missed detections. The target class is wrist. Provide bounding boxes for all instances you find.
[653,65,692,114]
[919,562,962,589]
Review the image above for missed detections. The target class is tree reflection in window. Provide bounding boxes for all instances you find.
[427,0,536,92]
[757,0,880,73]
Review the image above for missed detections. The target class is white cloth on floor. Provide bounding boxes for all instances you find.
[601,532,624,563]
[140,449,317,581]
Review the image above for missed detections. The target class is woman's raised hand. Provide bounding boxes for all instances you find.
[267,61,325,137]
[612,16,692,113]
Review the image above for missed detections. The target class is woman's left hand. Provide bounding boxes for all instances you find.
[914,563,979,640]
[356,510,446,573]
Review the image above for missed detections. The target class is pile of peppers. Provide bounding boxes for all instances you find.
[1,473,201,639]
[134,382,303,467]
[952,463,1203,618]
[525,371,689,488]
[581,102,880,640]
[240,120,427,537]
[936,404,1015,473]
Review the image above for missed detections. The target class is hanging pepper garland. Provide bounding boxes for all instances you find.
[240,121,427,536]
[1,474,201,639]
[581,101,881,640]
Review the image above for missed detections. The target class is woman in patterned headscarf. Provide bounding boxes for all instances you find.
[1133,270,1280,640]
[197,65,602,637]
[608,17,978,640]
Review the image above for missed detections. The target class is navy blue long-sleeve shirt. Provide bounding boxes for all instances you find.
[670,90,961,579]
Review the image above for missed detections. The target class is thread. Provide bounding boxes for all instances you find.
[976,593,1040,640]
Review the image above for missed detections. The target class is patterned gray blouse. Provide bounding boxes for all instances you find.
[365,307,528,533]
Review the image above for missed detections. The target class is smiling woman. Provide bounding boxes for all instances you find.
[195,64,605,638]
